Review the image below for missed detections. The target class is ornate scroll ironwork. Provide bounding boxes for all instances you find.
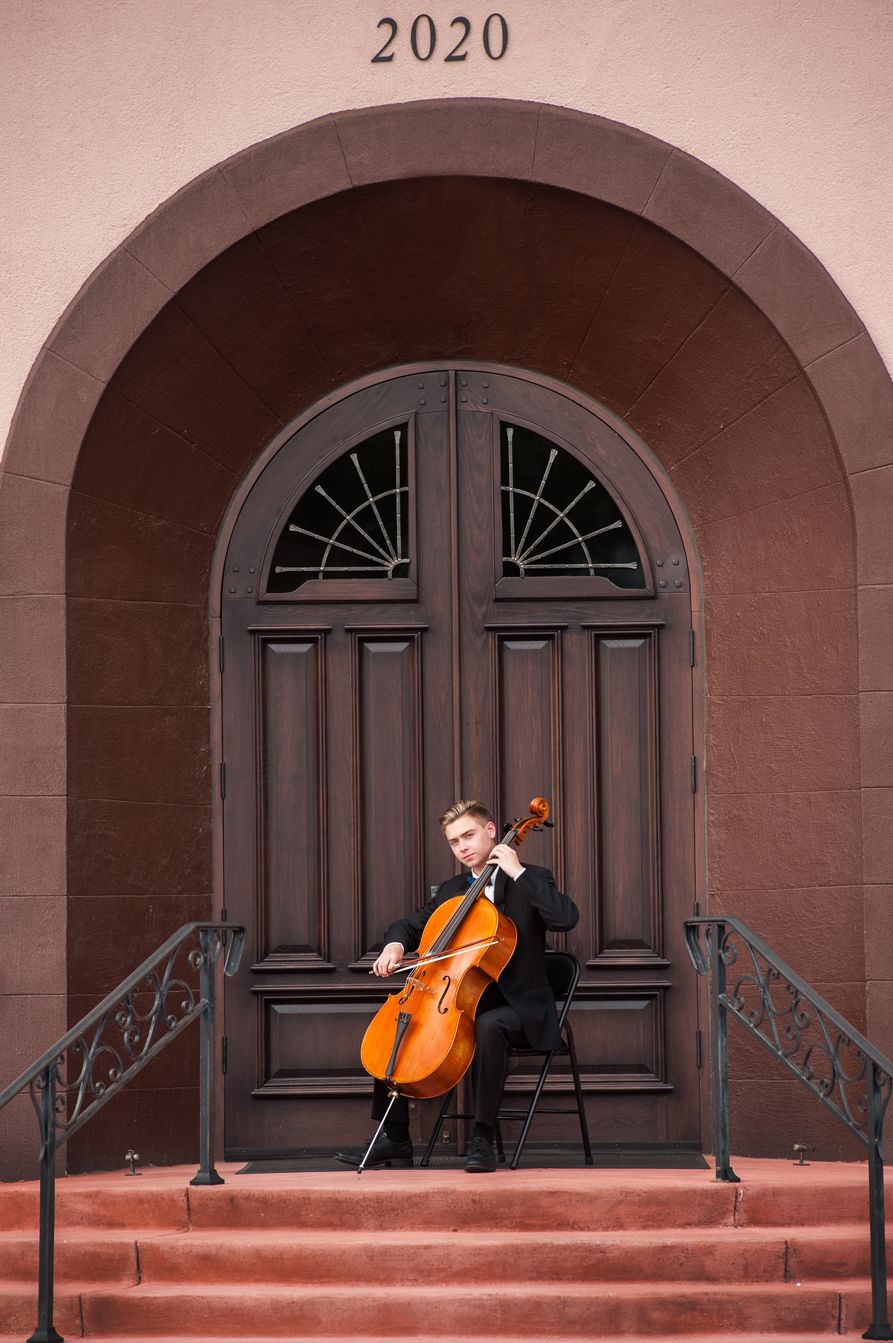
[685,915,893,1340]
[24,926,236,1148]
[687,919,891,1145]
[270,425,409,589]
[0,920,245,1343]
[500,423,644,586]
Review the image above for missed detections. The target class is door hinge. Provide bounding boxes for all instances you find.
[221,1035,228,1075]
[690,755,697,792]
[221,905,228,923]
[220,762,226,800]
[689,628,695,667]
[219,635,225,673]
[693,899,700,918]
[696,1029,703,1069]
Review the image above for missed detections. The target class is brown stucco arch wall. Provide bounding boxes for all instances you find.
[2,99,891,1173]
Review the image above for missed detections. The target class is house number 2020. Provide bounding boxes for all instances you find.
[372,15,509,62]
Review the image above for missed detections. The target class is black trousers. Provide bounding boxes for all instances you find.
[371,985,530,1131]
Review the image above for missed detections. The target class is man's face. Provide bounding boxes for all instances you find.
[443,813,497,873]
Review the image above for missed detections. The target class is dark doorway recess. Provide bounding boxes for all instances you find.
[219,366,699,1158]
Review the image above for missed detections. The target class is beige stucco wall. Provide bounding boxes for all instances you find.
[1,0,892,456]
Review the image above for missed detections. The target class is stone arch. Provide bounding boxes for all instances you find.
[2,99,891,1172]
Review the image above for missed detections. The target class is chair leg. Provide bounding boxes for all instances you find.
[510,1050,555,1170]
[495,1120,506,1164]
[565,1022,592,1164]
[420,1088,455,1168]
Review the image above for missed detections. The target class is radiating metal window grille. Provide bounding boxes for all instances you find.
[501,423,644,588]
[269,425,410,591]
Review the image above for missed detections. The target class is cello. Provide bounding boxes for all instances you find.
[357,797,552,1172]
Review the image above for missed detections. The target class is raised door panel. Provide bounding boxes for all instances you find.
[253,636,330,972]
[350,632,424,967]
[493,631,562,875]
[505,990,669,1093]
[590,630,662,965]
[254,992,382,1098]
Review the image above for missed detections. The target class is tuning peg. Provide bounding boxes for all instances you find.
[544,820,554,828]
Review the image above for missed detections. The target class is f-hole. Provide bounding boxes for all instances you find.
[437,975,451,1014]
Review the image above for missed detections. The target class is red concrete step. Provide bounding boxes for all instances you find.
[0,1285,82,1337]
[186,1175,740,1231]
[0,1162,872,1234]
[0,1162,882,1341]
[136,1226,793,1285]
[78,1280,852,1337]
[184,1167,871,1232]
[786,1224,880,1279]
[5,1337,868,1343]
[735,1179,867,1228]
[0,1181,188,1233]
[0,1332,870,1343]
[0,1229,139,1284]
[839,1283,879,1335]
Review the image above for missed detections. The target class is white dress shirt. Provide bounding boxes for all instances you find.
[476,868,525,901]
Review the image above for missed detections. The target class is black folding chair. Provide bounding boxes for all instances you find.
[420,950,593,1169]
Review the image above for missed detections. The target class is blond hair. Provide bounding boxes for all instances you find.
[438,799,494,831]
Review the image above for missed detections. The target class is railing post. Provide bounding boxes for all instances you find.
[189,930,224,1187]
[28,1063,63,1343]
[863,1059,892,1339]
[709,921,739,1183]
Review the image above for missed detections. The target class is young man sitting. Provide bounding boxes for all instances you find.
[337,799,578,1173]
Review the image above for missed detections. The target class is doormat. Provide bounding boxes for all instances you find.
[235,1147,709,1174]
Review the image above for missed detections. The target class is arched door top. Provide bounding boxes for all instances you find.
[218,363,689,615]
[263,414,651,597]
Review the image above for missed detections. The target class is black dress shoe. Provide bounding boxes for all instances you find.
[334,1133,414,1168]
[464,1133,497,1173]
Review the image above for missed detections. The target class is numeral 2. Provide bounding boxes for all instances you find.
[446,16,471,61]
[372,17,398,62]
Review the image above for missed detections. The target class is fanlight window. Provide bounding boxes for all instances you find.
[501,424,644,588]
[269,425,409,592]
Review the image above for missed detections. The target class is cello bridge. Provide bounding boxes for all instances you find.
[399,973,438,1003]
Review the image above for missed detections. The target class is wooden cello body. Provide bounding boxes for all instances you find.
[360,894,517,1098]
[360,797,550,1101]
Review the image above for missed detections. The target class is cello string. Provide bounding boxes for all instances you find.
[403,803,546,961]
[428,873,492,956]
[429,825,522,955]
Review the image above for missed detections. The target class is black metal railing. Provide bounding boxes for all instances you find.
[0,921,245,1343]
[685,916,892,1341]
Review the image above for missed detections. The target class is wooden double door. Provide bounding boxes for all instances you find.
[220,367,700,1157]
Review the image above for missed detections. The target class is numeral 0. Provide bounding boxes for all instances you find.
[410,14,436,59]
[372,15,509,63]
[482,12,508,59]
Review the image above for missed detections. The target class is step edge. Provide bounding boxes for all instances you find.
[73,1277,873,1298]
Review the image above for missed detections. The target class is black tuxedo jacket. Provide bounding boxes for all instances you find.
[384,865,579,1051]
